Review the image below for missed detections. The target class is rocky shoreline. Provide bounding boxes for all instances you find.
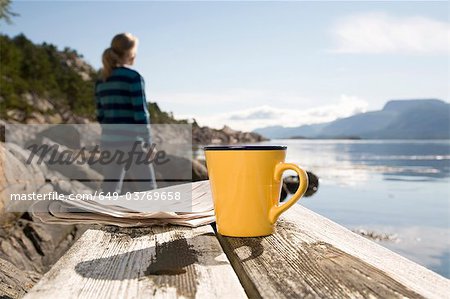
[193,125,267,145]
[0,217,86,298]
[0,122,211,298]
[0,139,89,297]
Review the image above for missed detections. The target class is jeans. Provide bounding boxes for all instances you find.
[100,144,157,194]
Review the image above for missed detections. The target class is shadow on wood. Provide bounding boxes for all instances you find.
[70,229,230,298]
[74,232,227,280]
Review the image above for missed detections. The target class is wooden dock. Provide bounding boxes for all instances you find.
[24,203,449,298]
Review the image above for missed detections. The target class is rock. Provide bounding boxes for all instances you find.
[5,142,49,179]
[54,179,92,195]
[6,110,26,122]
[305,171,319,197]
[53,180,74,195]
[60,109,74,123]
[72,115,91,124]
[45,169,93,195]
[45,113,63,124]
[1,139,89,296]
[56,109,90,124]
[25,111,47,124]
[26,137,102,190]
[23,92,33,106]
[23,92,55,112]
[69,179,93,194]
[0,143,46,226]
[280,171,319,201]
[0,119,5,142]
[59,53,95,82]
[22,110,63,125]
[1,124,43,147]
[192,125,268,145]
[148,154,192,189]
[280,186,288,201]
[192,159,208,181]
[352,229,398,242]
[0,218,86,296]
[37,183,54,194]
[222,125,238,136]
[151,124,192,146]
[33,125,82,149]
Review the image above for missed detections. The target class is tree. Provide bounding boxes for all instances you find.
[0,0,19,24]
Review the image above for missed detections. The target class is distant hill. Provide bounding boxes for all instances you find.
[254,99,450,139]
[0,33,98,120]
[0,33,191,125]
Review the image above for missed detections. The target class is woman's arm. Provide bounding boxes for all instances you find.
[130,74,152,144]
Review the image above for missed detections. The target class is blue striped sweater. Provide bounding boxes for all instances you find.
[95,67,152,147]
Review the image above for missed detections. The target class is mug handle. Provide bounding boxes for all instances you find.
[268,163,309,224]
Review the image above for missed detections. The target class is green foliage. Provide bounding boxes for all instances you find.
[148,102,189,124]
[0,0,18,25]
[0,33,98,119]
[0,33,195,125]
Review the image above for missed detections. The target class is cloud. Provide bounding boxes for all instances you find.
[152,89,269,105]
[330,12,450,54]
[229,107,278,120]
[181,95,369,131]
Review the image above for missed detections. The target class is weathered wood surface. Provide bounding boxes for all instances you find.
[217,205,450,299]
[24,225,247,299]
[23,197,449,299]
[0,258,40,298]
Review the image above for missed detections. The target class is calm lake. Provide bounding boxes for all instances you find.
[259,139,450,278]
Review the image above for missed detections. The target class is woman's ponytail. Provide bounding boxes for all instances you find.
[102,47,120,81]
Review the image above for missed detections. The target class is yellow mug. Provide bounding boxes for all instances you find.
[204,145,308,237]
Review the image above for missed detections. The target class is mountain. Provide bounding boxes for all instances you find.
[254,99,450,139]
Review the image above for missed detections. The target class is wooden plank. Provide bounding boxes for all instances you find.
[24,225,247,299]
[217,205,450,299]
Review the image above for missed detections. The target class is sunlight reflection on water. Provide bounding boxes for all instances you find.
[264,139,450,278]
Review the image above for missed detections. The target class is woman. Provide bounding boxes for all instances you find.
[95,33,156,194]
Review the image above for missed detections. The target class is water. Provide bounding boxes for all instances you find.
[261,139,450,278]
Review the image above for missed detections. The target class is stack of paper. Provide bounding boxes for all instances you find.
[30,180,216,228]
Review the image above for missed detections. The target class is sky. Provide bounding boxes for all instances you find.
[2,1,449,131]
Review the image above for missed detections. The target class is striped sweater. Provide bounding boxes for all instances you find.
[95,66,152,147]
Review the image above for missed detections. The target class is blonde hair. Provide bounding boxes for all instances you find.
[102,33,138,80]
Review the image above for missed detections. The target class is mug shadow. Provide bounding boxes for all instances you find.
[74,232,227,281]
[211,222,265,262]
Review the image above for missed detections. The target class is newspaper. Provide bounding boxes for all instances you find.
[30,180,216,228]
